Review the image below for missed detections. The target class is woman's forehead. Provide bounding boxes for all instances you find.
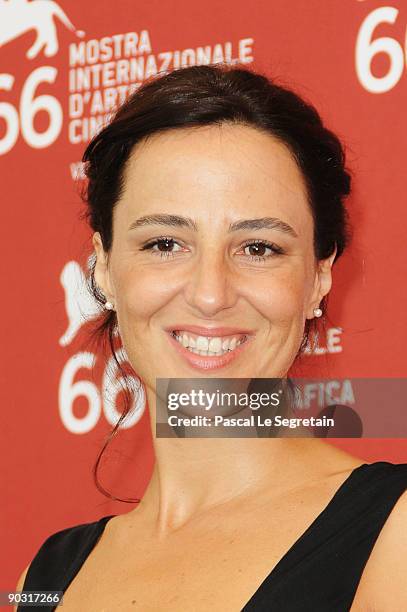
[117,123,311,230]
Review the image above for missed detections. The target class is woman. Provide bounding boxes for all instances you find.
[16,64,407,611]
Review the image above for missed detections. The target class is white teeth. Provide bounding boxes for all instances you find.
[222,338,230,351]
[172,331,247,356]
[208,337,222,352]
[196,336,209,351]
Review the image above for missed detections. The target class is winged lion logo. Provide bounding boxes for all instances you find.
[0,0,84,59]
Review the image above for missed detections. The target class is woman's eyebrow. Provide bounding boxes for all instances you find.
[128,214,298,237]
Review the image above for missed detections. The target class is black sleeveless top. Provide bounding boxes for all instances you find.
[19,461,407,611]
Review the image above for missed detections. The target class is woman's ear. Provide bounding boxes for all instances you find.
[306,246,337,319]
[92,232,114,302]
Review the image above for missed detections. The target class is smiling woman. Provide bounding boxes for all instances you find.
[92,123,334,380]
[16,64,407,612]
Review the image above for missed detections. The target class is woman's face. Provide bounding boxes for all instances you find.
[94,123,334,392]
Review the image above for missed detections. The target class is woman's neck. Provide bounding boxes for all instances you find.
[138,391,330,536]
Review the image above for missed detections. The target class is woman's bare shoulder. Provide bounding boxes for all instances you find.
[350,477,407,610]
[13,563,30,612]
[286,439,365,479]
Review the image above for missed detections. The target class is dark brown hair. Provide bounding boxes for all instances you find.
[82,63,352,502]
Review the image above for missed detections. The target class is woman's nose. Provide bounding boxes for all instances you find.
[183,251,237,317]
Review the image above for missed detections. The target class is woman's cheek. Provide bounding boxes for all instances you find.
[244,273,307,326]
[115,266,180,319]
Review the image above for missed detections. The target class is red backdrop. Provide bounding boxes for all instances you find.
[1,0,407,595]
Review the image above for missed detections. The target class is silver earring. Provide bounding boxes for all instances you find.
[105,301,115,311]
[313,307,322,318]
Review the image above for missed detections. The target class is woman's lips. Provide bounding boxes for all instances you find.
[166,330,253,370]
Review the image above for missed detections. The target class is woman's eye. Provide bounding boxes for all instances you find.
[239,240,284,262]
[140,237,284,262]
[140,237,184,258]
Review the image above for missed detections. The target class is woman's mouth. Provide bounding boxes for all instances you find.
[166,329,254,370]
[172,330,247,356]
